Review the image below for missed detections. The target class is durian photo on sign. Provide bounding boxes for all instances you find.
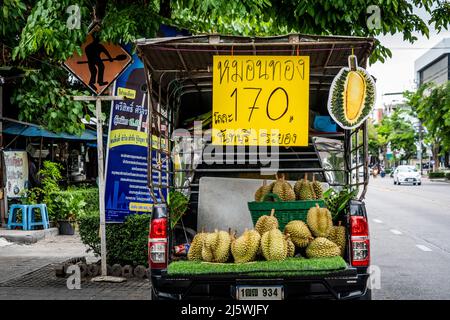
[327,53,376,130]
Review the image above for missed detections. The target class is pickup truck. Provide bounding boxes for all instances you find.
[136,34,374,300]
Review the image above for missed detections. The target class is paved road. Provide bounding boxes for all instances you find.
[366,176,450,300]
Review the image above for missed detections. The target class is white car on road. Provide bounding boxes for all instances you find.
[393,165,421,185]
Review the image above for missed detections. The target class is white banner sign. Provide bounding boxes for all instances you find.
[4,151,29,198]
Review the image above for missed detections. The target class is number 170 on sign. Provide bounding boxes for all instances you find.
[212,55,310,147]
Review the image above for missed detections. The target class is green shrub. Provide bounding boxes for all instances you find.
[47,188,98,221]
[78,212,151,266]
[428,172,445,179]
[446,173,450,180]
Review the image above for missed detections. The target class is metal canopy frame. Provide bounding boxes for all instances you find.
[136,34,375,203]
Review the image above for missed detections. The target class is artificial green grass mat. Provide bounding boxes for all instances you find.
[167,257,347,277]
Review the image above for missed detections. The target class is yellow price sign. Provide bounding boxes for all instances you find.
[212,55,310,146]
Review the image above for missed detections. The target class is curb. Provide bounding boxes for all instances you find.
[0,228,59,244]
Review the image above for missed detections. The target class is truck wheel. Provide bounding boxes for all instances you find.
[358,288,372,300]
[151,288,159,300]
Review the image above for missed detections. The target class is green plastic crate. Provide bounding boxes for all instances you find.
[248,193,325,230]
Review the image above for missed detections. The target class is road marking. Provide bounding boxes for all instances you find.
[390,229,402,235]
[373,219,383,223]
[416,245,432,252]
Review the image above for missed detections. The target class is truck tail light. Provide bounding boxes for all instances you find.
[149,218,168,269]
[350,216,370,267]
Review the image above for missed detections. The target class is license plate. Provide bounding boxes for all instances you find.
[406,178,413,181]
[236,285,284,300]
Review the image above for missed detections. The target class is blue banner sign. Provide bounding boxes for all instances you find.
[105,53,168,223]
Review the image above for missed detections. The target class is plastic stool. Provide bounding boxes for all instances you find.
[7,204,29,230]
[27,204,50,230]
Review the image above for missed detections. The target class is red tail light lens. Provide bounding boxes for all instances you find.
[150,218,167,238]
[350,216,370,267]
[149,218,168,269]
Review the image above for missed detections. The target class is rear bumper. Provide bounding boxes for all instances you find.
[398,177,421,183]
[151,271,370,300]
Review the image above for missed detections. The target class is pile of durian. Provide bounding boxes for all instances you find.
[187,206,346,264]
[255,174,323,202]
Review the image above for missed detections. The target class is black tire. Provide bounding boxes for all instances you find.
[151,287,159,300]
[357,288,372,300]
[394,180,397,185]
[133,265,147,279]
[418,182,422,185]
[398,182,401,185]
[87,264,99,277]
[111,264,122,277]
[107,264,112,276]
[122,265,134,278]
[78,263,88,278]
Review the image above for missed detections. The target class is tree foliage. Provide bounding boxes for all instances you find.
[1,0,449,133]
[376,108,418,161]
[404,81,450,170]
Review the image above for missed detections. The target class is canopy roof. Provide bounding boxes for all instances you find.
[135,34,376,110]
[2,118,97,141]
[136,34,375,84]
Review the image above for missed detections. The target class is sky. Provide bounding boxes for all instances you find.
[367,4,450,108]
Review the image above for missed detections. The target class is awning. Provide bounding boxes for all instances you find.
[2,119,98,141]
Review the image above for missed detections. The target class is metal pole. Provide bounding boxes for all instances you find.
[419,121,423,176]
[95,97,107,277]
[73,95,124,279]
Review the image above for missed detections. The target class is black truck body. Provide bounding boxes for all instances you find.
[136,34,375,300]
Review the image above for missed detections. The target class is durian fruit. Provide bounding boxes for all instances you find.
[201,229,231,263]
[306,237,341,258]
[187,229,207,261]
[297,174,314,200]
[261,229,288,261]
[307,204,333,238]
[284,220,313,248]
[272,174,296,201]
[254,180,273,202]
[231,229,261,263]
[285,234,295,257]
[328,54,376,129]
[311,175,323,200]
[294,178,305,200]
[327,221,346,256]
[255,209,279,235]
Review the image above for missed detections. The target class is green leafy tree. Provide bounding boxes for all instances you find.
[376,108,418,164]
[405,81,450,171]
[2,0,449,133]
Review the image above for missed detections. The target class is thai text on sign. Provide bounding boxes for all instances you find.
[212,56,310,146]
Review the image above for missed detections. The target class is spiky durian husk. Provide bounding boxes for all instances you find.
[261,229,287,261]
[306,205,333,238]
[188,232,207,261]
[284,220,313,248]
[327,223,346,256]
[231,229,261,263]
[285,235,296,257]
[298,181,314,200]
[306,237,341,258]
[272,175,296,201]
[201,230,231,263]
[255,209,279,235]
[254,180,273,202]
[312,181,323,199]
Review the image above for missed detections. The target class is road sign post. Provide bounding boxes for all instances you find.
[73,95,124,280]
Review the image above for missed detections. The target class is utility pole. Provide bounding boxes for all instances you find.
[73,95,124,281]
[418,121,423,176]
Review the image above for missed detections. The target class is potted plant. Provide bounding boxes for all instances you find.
[55,193,86,235]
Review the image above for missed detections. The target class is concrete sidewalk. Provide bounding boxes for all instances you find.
[0,228,59,244]
[0,234,150,299]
